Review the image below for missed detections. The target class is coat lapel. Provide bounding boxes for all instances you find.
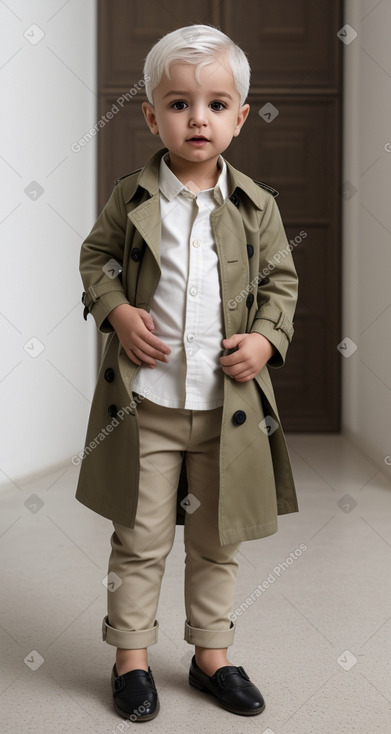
[123,148,270,324]
[127,194,161,268]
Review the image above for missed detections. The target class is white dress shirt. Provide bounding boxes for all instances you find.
[132,151,229,410]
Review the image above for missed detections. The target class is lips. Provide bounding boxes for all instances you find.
[187,136,209,141]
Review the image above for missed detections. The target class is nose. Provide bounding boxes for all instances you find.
[189,103,208,128]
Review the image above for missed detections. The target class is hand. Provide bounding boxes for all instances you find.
[220,333,275,382]
[108,303,171,368]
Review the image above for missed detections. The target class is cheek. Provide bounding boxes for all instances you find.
[219,116,237,133]
[162,117,179,134]
[224,123,237,138]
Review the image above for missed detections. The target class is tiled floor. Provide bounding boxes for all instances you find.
[1,434,391,734]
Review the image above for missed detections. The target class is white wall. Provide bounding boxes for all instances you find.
[342,0,391,480]
[0,0,97,487]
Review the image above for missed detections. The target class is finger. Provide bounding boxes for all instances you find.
[223,360,255,379]
[124,347,142,366]
[132,336,170,361]
[142,317,155,332]
[221,363,244,378]
[220,351,243,367]
[140,329,171,355]
[234,370,255,382]
[223,335,242,349]
[138,310,156,332]
[131,345,159,367]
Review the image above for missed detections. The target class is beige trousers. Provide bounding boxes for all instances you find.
[102,395,240,649]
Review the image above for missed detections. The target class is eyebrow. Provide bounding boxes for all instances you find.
[162,90,234,100]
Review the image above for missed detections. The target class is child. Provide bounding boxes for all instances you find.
[75,23,299,721]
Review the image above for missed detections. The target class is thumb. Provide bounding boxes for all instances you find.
[138,308,155,332]
[223,334,242,349]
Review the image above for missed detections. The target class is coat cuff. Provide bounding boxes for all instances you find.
[82,287,130,333]
[251,306,294,368]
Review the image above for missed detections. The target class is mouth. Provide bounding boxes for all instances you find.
[187,136,209,142]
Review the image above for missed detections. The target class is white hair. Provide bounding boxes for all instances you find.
[143,24,251,106]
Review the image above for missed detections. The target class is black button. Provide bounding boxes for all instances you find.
[104,368,115,383]
[131,247,142,262]
[232,410,246,426]
[246,293,254,309]
[108,404,118,418]
[229,192,240,207]
[247,244,254,258]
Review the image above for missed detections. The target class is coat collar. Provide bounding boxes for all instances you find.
[120,147,269,210]
[158,150,229,205]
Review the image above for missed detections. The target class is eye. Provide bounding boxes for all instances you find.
[210,101,226,111]
[171,100,188,110]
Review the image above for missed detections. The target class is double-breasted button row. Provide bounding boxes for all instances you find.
[105,367,117,417]
[229,192,240,207]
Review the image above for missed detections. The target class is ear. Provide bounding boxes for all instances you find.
[142,102,160,136]
[233,103,250,137]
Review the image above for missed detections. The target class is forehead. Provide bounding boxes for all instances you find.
[156,57,239,96]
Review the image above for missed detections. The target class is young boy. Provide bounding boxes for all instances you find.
[75,24,299,721]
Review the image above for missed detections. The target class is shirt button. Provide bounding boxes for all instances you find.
[192,239,200,248]
[189,286,198,296]
[186,333,194,343]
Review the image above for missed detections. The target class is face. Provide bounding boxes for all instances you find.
[142,54,250,168]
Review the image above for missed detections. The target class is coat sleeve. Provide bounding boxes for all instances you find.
[79,184,130,332]
[250,193,299,368]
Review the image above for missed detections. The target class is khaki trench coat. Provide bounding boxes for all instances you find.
[75,147,299,545]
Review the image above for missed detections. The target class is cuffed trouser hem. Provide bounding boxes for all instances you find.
[184,619,235,648]
[102,615,159,648]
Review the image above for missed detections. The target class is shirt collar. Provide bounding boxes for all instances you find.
[159,151,229,205]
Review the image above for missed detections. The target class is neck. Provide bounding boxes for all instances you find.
[166,153,220,190]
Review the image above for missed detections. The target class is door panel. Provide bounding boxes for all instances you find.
[97,0,343,430]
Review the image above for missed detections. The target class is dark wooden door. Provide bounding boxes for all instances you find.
[97,0,343,431]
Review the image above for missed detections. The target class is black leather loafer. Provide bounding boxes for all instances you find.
[111,664,160,721]
[189,656,265,716]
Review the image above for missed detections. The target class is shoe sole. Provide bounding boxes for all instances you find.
[113,696,160,721]
[189,674,265,716]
